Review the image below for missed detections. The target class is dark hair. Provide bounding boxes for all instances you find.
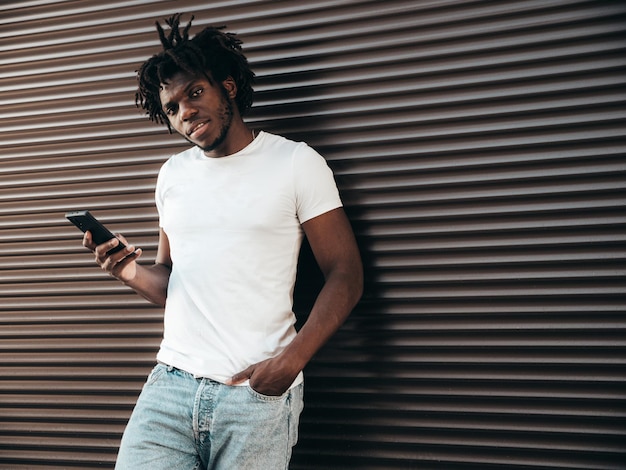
[135,13,255,130]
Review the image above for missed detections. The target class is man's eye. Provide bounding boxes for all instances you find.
[192,88,203,97]
[165,107,176,116]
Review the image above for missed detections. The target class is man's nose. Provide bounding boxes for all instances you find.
[179,101,198,121]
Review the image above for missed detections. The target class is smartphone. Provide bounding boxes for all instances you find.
[65,210,127,255]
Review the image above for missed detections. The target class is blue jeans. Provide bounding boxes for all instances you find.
[115,363,304,470]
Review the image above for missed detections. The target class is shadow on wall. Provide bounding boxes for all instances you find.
[248,43,390,468]
[291,216,388,468]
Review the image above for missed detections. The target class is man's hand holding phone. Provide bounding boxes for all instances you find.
[83,230,142,283]
[66,210,142,283]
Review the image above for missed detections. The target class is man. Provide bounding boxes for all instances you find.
[83,13,363,470]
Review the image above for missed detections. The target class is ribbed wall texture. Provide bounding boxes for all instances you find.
[1,0,625,468]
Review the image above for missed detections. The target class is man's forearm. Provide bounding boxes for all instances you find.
[285,268,363,372]
[122,262,171,307]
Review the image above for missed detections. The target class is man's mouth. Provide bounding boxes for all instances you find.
[187,121,208,137]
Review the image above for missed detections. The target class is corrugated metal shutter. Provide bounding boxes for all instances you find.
[1,0,625,468]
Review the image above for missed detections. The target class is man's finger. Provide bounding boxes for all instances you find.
[226,365,254,385]
[83,230,94,250]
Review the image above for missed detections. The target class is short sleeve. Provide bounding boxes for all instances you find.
[292,143,343,223]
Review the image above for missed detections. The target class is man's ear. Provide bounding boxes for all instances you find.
[222,77,237,100]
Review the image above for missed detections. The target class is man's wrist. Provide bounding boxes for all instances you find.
[281,342,313,376]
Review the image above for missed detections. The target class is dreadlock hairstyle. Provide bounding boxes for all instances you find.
[135,13,255,131]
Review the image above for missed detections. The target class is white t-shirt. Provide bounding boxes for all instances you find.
[154,131,342,385]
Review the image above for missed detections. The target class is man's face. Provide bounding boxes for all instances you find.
[159,70,234,154]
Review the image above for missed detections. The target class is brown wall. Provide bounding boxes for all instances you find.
[1,1,625,468]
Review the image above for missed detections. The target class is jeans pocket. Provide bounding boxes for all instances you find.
[145,363,167,386]
[246,385,287,402]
